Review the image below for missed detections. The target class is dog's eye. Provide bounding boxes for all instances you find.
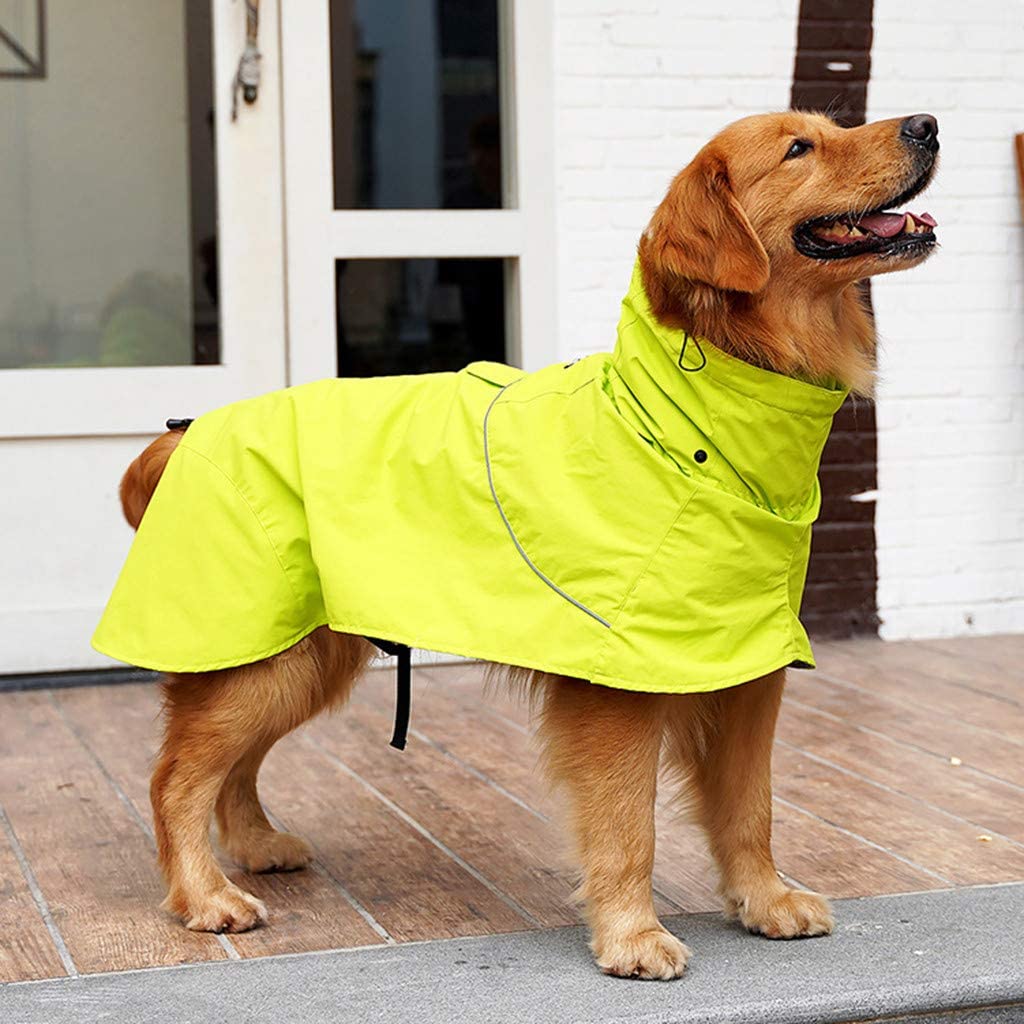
[784,139,814,161]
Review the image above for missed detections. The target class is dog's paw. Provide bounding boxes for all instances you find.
[729,887,834,940]
[227,831,313,873]
[172,884,269,933]
[594,927,691,980]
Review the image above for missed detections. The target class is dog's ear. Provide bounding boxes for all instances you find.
[644,151,769,294]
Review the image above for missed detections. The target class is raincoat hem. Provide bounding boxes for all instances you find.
[91,619,329,675]
[93,618,816,694]
[316,620,817,695]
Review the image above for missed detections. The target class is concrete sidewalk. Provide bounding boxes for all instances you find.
[4,883,1022,1024]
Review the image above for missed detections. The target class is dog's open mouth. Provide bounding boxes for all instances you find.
[794,170,938,261]
[795,210,937,260]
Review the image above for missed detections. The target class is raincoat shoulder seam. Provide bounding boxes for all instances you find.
[495,375,598,407]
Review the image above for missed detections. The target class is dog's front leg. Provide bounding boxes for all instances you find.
[669,670,833,939]
[536,676,688,980]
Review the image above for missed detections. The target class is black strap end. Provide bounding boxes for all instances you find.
[367,637,412,751]
[389,645,412,750]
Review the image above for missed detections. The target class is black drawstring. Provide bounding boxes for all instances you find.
[367,637,412,750]
[677,333,707,372]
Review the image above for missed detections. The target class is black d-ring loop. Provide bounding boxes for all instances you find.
[678,333,707,372]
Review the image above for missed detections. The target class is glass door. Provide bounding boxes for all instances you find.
[0,1,287,672]
[0,0,287,437]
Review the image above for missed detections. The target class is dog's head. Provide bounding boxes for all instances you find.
[639,111,939,390]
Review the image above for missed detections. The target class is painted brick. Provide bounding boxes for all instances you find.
[553,0,1023,641]
[869,0,1024,639]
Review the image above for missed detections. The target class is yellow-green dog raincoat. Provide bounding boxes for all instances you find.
[93,262,848,694]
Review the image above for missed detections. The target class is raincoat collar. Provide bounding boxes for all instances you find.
[608,261,849,519]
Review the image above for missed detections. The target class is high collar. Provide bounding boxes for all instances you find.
[607,261,849,519]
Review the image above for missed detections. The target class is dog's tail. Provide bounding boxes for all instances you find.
[119,430,183,530]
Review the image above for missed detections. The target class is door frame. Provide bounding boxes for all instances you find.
[279,0,557,384]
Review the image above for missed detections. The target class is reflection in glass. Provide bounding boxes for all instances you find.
[0,1,218,369]
[330,0,504,210]
[336,259,506,377]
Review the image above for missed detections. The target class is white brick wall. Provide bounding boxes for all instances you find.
[868,0,1024,638]
[554,0,800,357]
[553,0,1024,639]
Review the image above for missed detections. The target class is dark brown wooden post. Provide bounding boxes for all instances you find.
[791,0,879,637]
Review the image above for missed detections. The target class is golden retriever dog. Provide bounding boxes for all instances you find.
[116,110,938,980]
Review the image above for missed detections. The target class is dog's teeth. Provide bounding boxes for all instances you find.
[903,213,914,233]
[848,226,864,237]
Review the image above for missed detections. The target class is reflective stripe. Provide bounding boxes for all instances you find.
[483,383,612,630]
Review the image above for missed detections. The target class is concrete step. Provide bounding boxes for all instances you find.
[864,1009,1024,1023]
[3,883,1022,1024]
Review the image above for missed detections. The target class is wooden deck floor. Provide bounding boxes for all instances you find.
[1,635,1022,983]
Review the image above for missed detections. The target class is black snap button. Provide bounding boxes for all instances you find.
[694,449,708,464]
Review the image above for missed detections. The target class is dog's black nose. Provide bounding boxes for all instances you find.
[900,114,939,149]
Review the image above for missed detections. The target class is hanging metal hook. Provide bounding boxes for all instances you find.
[231,0,261,121]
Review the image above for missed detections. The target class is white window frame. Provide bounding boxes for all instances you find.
[279,0,556,385]
[0,0,289,439]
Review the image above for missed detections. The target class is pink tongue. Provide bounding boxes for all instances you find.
[858,213,906,238]
[856,211,937,237]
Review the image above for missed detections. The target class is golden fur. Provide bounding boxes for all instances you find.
[119,111,936,979]
[640,111,935,393]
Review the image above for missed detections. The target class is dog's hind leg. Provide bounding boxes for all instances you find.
[152,668,273,933]
[535,675,688,980]
[152,628,372,932]
[214,629,373,874]
[214,737,314,874]
[665,670,833,940]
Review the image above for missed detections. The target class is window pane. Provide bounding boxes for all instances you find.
[0,1,219,369]
[330,0,505,210]
[336,259,507,376]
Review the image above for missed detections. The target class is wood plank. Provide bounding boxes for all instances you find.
[258,730,531,942]
[53,684,384,958]
[772,745,1024,886]
[423,661,533,729]
[0,821,67,982]
[368,672,686,914]
[770,797,945,898]
[368,668,549,815]
[306,695,582,928]
[929,633,1024,659]
[0,692,227,974]
[815,641,1024,739]
[650,813,723,913]
[822,636,1024,708]
[417,665,932,910]
[788,672,1024,789]
[778,698,1024,843]
[917,636,1024,698]
[651,756,943,908]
